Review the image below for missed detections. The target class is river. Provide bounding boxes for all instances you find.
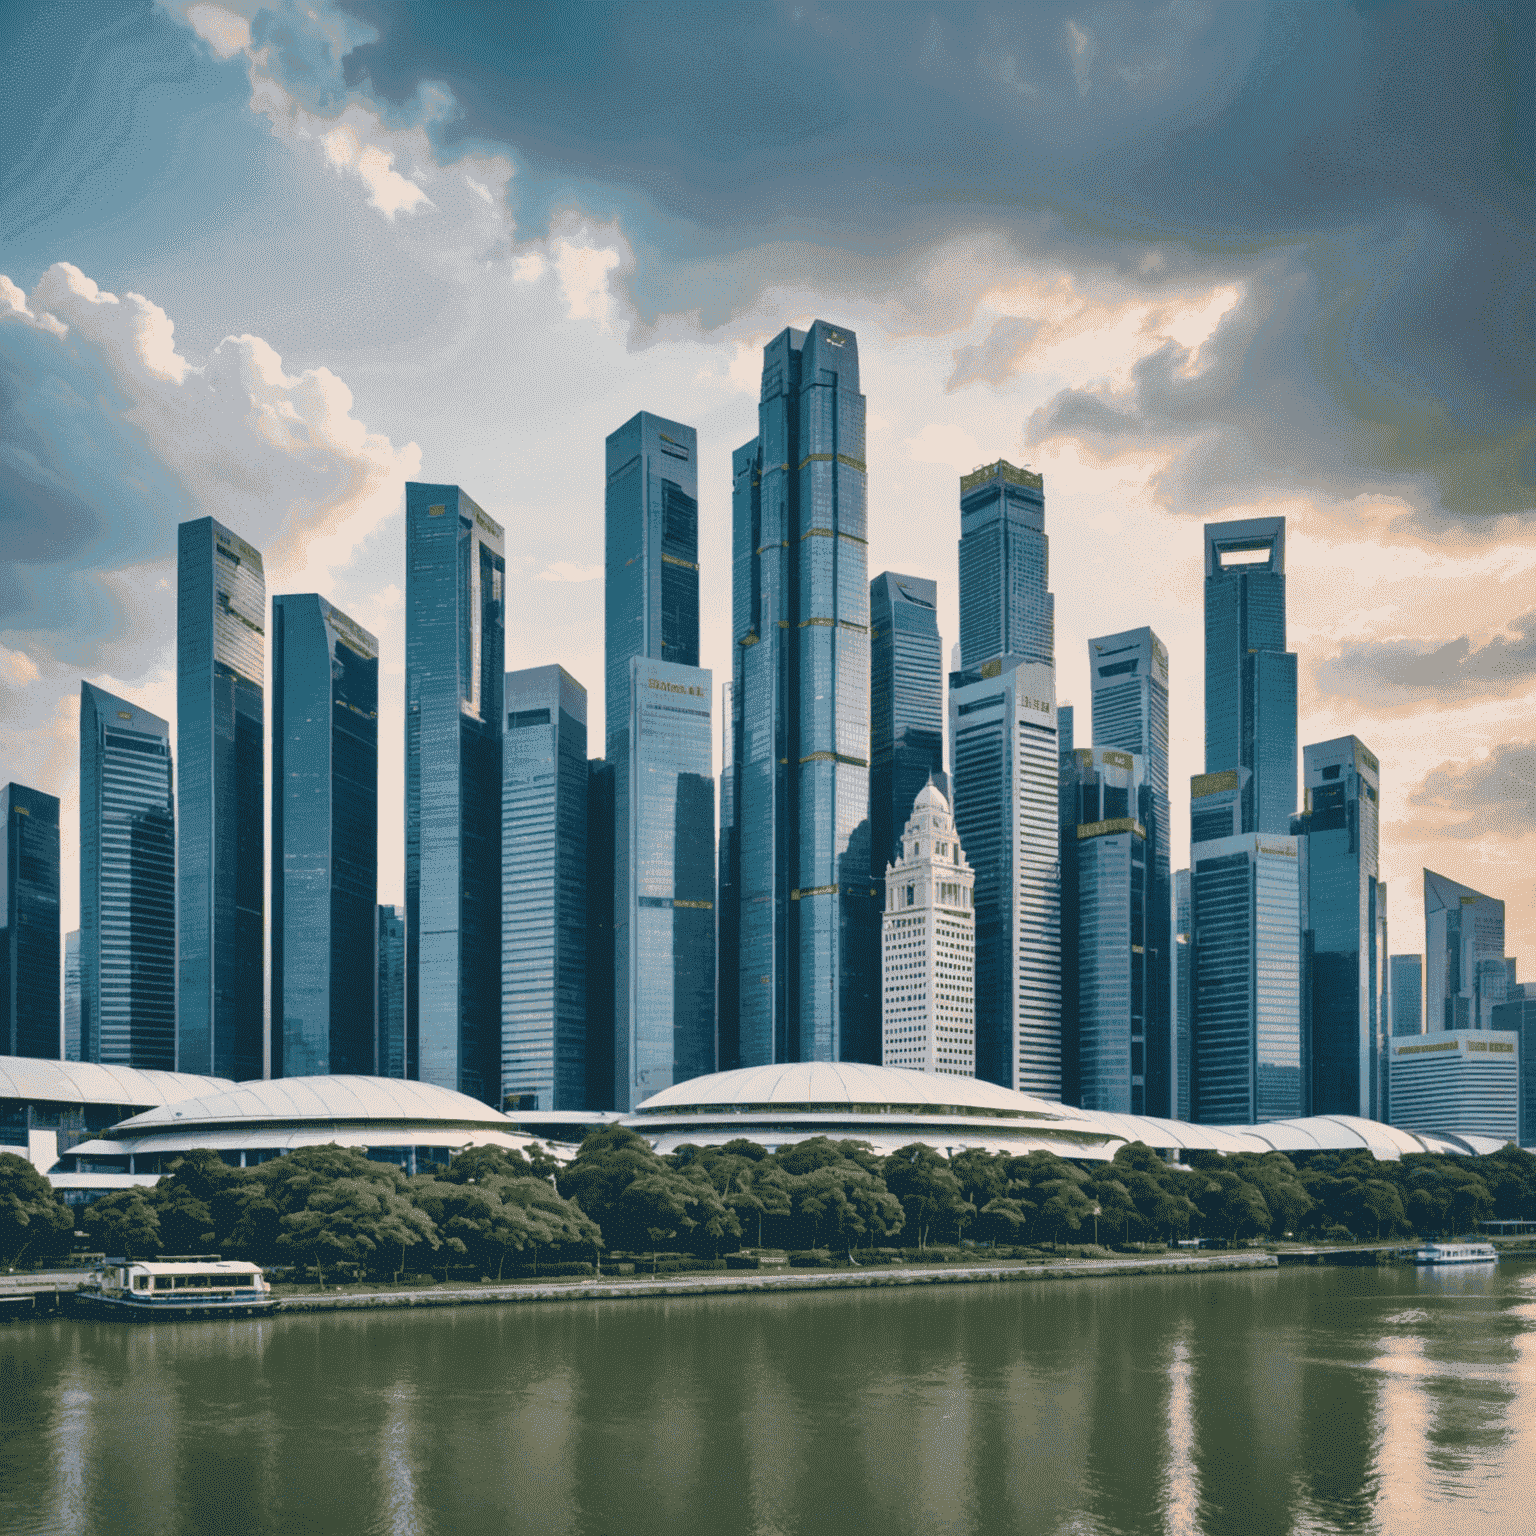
[2,1260,1534,1535]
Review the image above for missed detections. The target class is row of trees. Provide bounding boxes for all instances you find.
[5,1136,1535,1279]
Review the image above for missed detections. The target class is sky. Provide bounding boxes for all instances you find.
[2,0,1533,975]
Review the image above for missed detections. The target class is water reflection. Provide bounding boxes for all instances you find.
[1,1264,1534,1536]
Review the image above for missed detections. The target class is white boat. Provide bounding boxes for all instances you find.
[73,1259,275,1319]
[1414,1241,1497,1266]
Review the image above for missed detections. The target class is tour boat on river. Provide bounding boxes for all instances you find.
[1414,1240,1498,1266]
[73,1259,275,1319]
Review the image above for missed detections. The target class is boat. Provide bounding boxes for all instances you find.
[72,1258,276,1319]
[1413,1240,1498,1266]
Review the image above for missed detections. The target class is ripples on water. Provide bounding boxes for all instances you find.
[2,1263,1534,1536]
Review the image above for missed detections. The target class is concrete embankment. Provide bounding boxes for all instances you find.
[276,1252,1278,1314]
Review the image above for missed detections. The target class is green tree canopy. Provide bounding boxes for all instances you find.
[0,1151,73,1267]
[83,1189,161,1261]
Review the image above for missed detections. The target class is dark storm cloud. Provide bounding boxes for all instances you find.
[1316,615,1536,707]
[1410,741,1536,840]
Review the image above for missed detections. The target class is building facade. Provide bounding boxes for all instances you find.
[881,783,974,1076]
[957,460,1053,669]
[176,517,264,1081]
[63,931,80,1062]
[1189,832,1304,1124]
[1203,519,1296,835]
[271,594,378,1079]
[1088,627,1173,1115]
[405,484,505,1105]
[1175,869,1191,1120]
[1295,736,1383,1120]
[79,683,175,1071]
[870,572,946,882]
[1391,954,1424,1036]
[501,665,588,1112]
[1389,1030,1519,1143]
[1424,869,1506,1032]
[727,323,876,1068]
[1490,999,1536,1146]
[377,905,405,1079]
[584,760,617,1110]
[2,783,60,1059]
[949,656,1060,1096]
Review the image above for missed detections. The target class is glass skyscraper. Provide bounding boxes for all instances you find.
[1424,869,1506,1031]
[1189,831,1304,1124]
[1088,627,1172,1115]
[63,930,80,1062]
[1203,519,1296,834]
[2,783,60,1059]
[606,411,715,1107]
[271,594,379,1078]
[79,682,175,1070]
[501,665,588,1112]
[405,484,505,1105]
[949,657,1061,1095]
[1390,954,1423,1035]
[727,323,876,1067]
[585,759,616,1109]
[177,517,264,1081]
[377,905,405,1078]
[1294,736,1382,1120]
[958,460,1053,668]
[870,572,946,881]
[1175,868,1191,1119]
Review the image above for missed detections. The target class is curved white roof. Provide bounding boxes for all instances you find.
[912,781,949,813]
[0,1056,232,1107]
[110,1075,512,1133]
[635,1063,1079,1121]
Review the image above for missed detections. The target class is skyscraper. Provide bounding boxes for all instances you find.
[1294,736,1382,1119]
[606,412,716,1107]
[585,759,617,1110]
[716,680,740,1073]
[958,460,1053,669]
[405,484,505,1105]
[63,931,81,1062]
[1390,954,1423,1035]
[1174,869,1191,1120]
[501,665,588,1112]
[377,905,405,1078]
[881,782,975,1076]
[727,323,875,1067]
[79,683,175,1070]
[1089,627,1172,1114]
[1,783,60,1059]
[870,572,946,881]
[1424,869,1506,1031]
[1189,830,1304,1124]
[177,517,264,1080]
[271,594,378,1078]
[1203,519,1296,834]
[949,657,1060,1095]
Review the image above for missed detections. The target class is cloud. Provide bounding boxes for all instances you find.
[184,3,250,61]
[1409,742,1536,840]
[535,562,602,584]
[1316,614,1536,707]
[945,317,1043,392]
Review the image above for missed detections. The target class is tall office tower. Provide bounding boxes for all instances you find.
[585,760,616,1109]
[1057,703,1074,757]
[177,517,264,1080]
[881,783,975,1076]
[1390,954,1423,1035]
[1490,995,1536,1145]
[501,665,588,1112]
[1203,519,1296,834]
[270,595,378,1079]
[376,905,405,1078]
[1189,831,1304,1124]
[405,484,505,1105]
[716,682,739,1073]
[63,931,81,1061]
[1423,869,1505,1031]
[727,323,875,1067]
[1089,627,1173,1114]
[79,683,176,1070]
[1060,748,1154,1114]
[957,460,1053,668]
[1,784,60,1059]
[1294,736,1382,1120]
[870,573,946,880]
[949,657,1060,1095]
[1376,881,1390,1120]
[1190,769,1246,843]
[1174,869,1192,1119]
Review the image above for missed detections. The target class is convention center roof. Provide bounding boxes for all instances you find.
[0,1056,233,1108]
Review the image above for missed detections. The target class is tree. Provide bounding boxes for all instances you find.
[84,1190,161,1261]
[884,1144,971,1250]
[1037,1179,1093,1248]
[149,1180,217,1255]
[619,1173,699,1272]
[741,1164,792,1248]
[0,1152,73,1268]
[559,1125,672,1245]
[978,1195,1035,1247]
[1196,1172,1270,1244]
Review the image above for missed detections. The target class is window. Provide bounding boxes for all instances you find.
[906,885,915,907]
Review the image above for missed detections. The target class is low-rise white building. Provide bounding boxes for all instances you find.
[1389,1029,1520,1143]
[882,782,975,1076]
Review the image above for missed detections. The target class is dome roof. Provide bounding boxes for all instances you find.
[0,1056,232,1108]
[912,780,950,813]
[110,1075,512,1133]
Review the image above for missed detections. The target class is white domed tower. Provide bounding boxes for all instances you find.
[882,780,976,1076]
